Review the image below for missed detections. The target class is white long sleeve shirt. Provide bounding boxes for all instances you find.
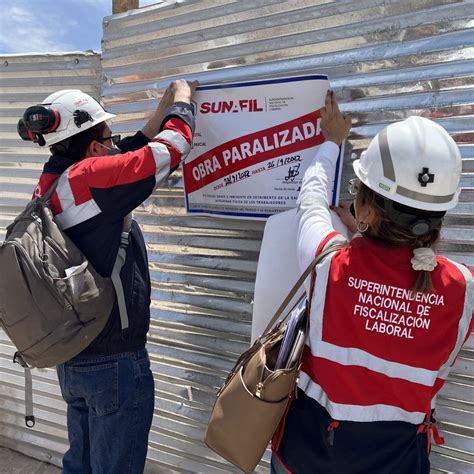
[296,141,347,274]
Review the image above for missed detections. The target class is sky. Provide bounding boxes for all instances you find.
[0,0,158,54]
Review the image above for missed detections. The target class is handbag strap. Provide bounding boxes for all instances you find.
[217,242,346,396]
[259,242,346,337]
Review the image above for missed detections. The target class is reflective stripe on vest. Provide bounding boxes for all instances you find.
[437,260,473,380]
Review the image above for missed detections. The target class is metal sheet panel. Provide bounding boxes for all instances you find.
[0,52,101,465]
[0,1,473,472]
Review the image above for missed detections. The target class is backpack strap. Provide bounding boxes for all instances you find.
[40,178,60,202]
[111,213,133,339]
[11,178,61,429]
[13,352,35,427]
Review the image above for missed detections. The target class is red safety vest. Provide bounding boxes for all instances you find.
[299,235,473,425]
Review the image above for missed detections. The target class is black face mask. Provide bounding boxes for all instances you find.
[107,147,122,156]
[98,142,122,155]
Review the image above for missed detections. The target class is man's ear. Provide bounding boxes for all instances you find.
[87,140,104,157]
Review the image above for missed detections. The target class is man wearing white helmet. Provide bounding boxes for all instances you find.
[19,81,196,473]
[271,91,473,474]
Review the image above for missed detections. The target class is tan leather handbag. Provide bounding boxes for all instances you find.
[204,244,344,473]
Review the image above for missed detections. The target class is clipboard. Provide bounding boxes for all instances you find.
[286,329,306,369]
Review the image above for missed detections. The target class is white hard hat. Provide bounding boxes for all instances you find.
[353,116,462,211]
[32,90,115,146]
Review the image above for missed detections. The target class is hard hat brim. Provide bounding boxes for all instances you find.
[352,158,460,212]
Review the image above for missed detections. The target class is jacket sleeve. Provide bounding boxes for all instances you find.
[296,141,347,273]
[117,130,150,152]
[64,103,194,220]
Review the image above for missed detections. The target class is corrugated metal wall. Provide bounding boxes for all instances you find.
[0,52,101,465]
[102,1,474,472]
[1,1,473,472]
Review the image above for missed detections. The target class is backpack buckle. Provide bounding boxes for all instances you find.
[25,415,35,428]
[13,352,28,368]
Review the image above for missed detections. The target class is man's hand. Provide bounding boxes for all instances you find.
[142,79,198,139]
[169,79,197,104]
[158,80,197,111]
[320,90,351,146]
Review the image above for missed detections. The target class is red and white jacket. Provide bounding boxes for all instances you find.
[296,141,474,425]
[32,102,194,356]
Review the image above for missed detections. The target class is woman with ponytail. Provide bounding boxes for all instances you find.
[271,91,473,474]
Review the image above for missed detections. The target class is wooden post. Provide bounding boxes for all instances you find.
[112,0,139,14]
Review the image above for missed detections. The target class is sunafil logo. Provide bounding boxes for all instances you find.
[200,99,264,114]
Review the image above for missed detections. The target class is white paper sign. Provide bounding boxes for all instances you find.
[183,75,343,218]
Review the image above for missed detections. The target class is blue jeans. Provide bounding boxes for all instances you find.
[57,349,155,474]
